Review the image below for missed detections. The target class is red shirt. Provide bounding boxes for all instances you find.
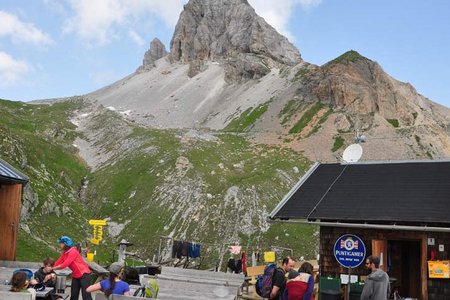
[286,273,314,300]
[55,247,91,278]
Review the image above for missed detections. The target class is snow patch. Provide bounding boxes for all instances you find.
[120,110,132,116]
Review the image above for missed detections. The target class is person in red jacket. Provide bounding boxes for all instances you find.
[52,236,92,300]
[285,262,315,300]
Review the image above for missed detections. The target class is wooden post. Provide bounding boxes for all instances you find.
[421,235,428,299]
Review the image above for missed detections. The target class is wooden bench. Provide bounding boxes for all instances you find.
[95,294,146,300]
[246,266,265,284]
[55,293,70,299]
[240,266,265,299]
[0,290,33,300]
[112,295,146,299]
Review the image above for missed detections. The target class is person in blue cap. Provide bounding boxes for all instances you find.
[52,236,92,300]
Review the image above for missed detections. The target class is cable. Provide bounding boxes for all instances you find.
[305,164,349,221]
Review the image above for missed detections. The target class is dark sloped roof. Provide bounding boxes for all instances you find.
[270,160,450,224]
[0,158,28,184]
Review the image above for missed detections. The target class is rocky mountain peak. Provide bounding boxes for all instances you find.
[322,50,371,68]
[169,0,302,79]
[137,38,168,72]
[297,50,426,124]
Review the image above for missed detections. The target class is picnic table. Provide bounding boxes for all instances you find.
[36,287,54,298]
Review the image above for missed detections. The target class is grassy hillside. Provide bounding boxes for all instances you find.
[0,99,317,267]
[0,98,92,260]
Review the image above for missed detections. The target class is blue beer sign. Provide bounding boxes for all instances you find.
[333,234,366,268]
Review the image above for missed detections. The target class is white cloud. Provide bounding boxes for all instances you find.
[249,0,322,41]
[125,0,185,26]
[0,52,31,87]
[63,0,126,46]
[0,11,54,45]
[63,0,184,46]
[61,0,321,45]
[128,30,145,46]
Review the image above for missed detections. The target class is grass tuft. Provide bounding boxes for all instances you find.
[324,50,366,67]
[289,103,324,134]
[225,101,271,132]
[332,136,345,152]
[386,118,400,128]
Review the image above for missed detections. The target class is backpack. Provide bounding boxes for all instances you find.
[133,278,159,298]
[255,263,277,298]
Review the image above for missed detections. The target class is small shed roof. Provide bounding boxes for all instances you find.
[270,160,450,225]
[0,158,28,184]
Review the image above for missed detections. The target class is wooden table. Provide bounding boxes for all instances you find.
[0,284,10,291]
[36,287,54,298]
[1,285,53,298]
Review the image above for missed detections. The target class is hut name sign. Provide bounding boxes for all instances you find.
[334,234,366,268]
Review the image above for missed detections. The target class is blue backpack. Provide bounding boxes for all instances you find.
[256,263,277,298]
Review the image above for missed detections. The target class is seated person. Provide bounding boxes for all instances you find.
[10,271,37,300]
[30,257,64,300]
[30,257,57,287]
[87,262,130,297]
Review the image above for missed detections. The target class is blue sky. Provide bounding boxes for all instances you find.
[0,0,449,107]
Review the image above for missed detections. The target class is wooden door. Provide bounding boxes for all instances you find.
[0,183,22,260]
[372,239,388,272]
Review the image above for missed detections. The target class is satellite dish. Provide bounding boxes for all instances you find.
[342,144,363,163]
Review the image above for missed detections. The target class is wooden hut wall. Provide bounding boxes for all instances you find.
[0,183,22,261]
[319,226,450,299]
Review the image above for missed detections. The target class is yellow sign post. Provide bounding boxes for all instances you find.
[89,219,107,245]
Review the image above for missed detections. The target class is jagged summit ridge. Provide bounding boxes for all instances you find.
[137,38,168,72]
[169,0,302,78]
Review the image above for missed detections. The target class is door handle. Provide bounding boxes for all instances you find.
[9,222,15,231]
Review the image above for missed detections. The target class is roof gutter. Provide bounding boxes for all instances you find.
[268,219,450,233]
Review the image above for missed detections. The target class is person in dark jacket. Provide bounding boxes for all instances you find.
[30,257,63,300]
[31,257,57,287]
[361,255,390,300]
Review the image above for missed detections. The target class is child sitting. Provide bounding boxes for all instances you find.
[30,257,63,300]
[10,271,37,300]
[30,257,57,288]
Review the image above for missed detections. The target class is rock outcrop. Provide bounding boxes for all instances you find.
[296,51,445,126]
[137,38,168,72]
[169,0,302,79]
